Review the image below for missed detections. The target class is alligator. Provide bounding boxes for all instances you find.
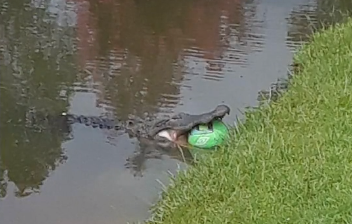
[58,104,230,146]
[25,105,230,176]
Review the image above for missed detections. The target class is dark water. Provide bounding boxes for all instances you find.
[0,0,351,223]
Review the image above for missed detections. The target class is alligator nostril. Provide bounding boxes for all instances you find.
[127,120,134,127]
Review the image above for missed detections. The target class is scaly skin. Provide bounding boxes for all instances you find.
[25,104,230,149]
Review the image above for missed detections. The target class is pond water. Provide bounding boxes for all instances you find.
[0,0,351,223]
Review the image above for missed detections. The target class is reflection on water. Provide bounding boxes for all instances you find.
[0,0,77,199]
[73,0,264,118]
[286,0,352,48]
[1,0,352,223]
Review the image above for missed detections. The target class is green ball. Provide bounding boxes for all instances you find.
[188,120,229,149]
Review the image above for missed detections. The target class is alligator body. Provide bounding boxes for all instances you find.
[28,104,230,144]
[60,104,230,141]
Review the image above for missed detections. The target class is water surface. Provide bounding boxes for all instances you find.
[1,0,351,223]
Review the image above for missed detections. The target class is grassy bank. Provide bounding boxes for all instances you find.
[146,18,352,224]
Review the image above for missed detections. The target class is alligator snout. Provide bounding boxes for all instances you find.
[216,104,230,115]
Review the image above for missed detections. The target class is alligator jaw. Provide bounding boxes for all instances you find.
[156,129,175,141]
[156,129,182,141]
[156,129,189,145]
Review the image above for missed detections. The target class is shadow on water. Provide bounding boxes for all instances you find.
[0,0,352,223]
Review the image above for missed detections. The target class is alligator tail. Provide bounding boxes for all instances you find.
[60,113,123,130]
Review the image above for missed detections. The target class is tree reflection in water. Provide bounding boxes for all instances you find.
[0,0,77,198]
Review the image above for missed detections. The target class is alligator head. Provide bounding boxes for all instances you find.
[148,104,231,144]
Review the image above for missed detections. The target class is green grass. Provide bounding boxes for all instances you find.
[146,18,352,224]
